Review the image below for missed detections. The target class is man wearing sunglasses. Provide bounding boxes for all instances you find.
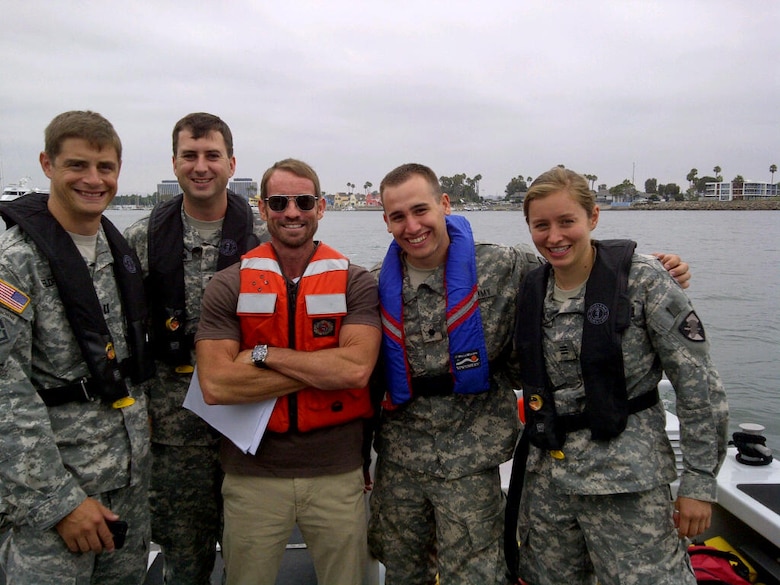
[124,113,269,585]
[195,158,381,585]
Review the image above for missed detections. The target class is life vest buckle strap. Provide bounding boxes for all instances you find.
[558,387,660,435]
[411,374,454,397]
[38,377,97,406]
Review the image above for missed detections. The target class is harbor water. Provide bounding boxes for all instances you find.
[6,207,780,452]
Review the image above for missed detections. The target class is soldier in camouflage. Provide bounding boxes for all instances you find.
[512,167,728,585]
[0,111,151,583]
[123,113,269,585]
[367,163,542,584]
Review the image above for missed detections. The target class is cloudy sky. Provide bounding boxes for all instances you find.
[1,1,778,197]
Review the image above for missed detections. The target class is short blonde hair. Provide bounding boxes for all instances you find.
[524,167,594,221]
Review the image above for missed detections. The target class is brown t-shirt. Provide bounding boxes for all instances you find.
[195,255,380,478]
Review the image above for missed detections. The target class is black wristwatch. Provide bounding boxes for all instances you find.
[251,344,269,368]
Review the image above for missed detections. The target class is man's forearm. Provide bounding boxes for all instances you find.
[267,346,374,390]
[196,340,305,405]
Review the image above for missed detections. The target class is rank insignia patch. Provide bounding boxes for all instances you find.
[679,311,706,342]
[0,279,30,315]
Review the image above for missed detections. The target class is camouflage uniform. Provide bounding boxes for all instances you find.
[123,206,268,585]
[0,225,150,584]
[368,242,540,585]
[516,254,729,585]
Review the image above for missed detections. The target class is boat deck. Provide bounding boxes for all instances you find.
[701,447,780,584]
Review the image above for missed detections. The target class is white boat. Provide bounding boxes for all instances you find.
[1,184,29,203]
[0,178,47,203]
[657,381,780,583]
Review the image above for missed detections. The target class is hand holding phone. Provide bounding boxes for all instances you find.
[106,520,128,549]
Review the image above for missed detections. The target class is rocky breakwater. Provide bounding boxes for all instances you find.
[625,200,780,211]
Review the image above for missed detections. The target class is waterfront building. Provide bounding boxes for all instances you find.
[156,178,257,201]
[157,180,181,200]
[228,178,258,199]
[333,192,352,208]
[704,180,778,201]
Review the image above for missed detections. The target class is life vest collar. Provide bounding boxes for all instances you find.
[378,214,491,407]
[0,192,154,403]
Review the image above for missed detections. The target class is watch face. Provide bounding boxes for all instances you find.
[252,344,268,367]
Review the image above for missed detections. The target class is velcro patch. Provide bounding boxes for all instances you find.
[679,311,706,342]
[453,351,481,371]
[0,278,30,315]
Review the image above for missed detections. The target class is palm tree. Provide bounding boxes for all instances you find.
[686,168,698,188]
[770,164,777,184]
[363,181,372,194]
[713,165,722,181]
[473,174,482,198]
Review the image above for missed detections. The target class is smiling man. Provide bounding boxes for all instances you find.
[123,112,268,585]
[194,158,380,585]
[367,162,541,585]
[0,110,154,583]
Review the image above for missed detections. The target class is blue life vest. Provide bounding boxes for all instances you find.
[379,214,490,407]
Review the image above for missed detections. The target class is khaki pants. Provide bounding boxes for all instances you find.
[222,468,367,585]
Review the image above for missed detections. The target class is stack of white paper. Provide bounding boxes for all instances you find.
[183,367,276,455]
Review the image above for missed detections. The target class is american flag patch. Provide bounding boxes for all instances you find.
[0,278,30,314]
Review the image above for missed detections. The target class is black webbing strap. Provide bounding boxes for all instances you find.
[558,387,660,434]
[503,387,658,583]
[410,344,513,398]
[37,358,135,407]
[411,373,454,397]
[38,379,97,406]
[503,428,529,584]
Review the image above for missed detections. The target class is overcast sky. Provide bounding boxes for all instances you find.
[2,1,778,197]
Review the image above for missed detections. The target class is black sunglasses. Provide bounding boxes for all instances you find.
[264,194,319,212]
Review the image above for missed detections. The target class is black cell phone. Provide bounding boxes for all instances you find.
[106,520,128,549]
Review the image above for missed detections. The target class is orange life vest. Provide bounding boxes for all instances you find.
[237,242,373,432]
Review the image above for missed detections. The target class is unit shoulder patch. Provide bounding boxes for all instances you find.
[679,310,706,342]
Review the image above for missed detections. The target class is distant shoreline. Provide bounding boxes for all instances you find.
[338,199,780,212]
[604,199,780,211]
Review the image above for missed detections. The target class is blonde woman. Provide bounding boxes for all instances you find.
[508,167,728,585]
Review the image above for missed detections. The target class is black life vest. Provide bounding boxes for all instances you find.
[515,239,653,449]
[145,191,260,366]
[506,239,659,583]
[0,192,154,404]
